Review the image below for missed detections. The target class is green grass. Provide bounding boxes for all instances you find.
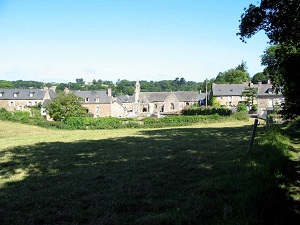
[0,120,299,224]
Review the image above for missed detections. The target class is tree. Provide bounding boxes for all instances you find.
[236,60,248,72]
[251,72,269,84]
[0,80,13,88]
[45,93,88,121]
[238,0,300,118]
[238,0,300,47]
[260,45,288,88]
[242,87,258,106]
[215,69,250,84]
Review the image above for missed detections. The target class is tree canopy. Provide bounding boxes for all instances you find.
[0,80,14,88]
[238,0,300,47]
[238,0,300,118]
[251,72,269,84]
[45,93,88,121]
[215,62,250,84]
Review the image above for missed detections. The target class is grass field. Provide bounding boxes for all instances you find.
[0,120,299,224]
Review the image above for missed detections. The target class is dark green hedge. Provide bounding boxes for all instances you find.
[182,106,233,116]
[0,107,246,130]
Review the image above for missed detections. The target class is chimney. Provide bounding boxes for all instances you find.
[258,81,262,87]
[107,88,112,97]
[64,87,69,94]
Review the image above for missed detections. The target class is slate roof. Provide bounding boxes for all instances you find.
[257,83,283,96]
[212,83,258,96]
[117,95,135,103]
[113,97,123,106]
[174,91,201,102]
[139,92,170,102]
[42,99,52,108]
[70,90,111,104]
[0,88,56,100]
[139,91,201,102]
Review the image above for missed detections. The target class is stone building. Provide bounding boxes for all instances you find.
[211,81,284,117]
[0,87,56,112]
[257,82,284,117]
[127,80,205,115]
[65,88,125,118]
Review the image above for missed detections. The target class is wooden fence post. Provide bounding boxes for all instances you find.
[248,118,258,154]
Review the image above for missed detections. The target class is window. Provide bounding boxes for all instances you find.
[96,107,100,113]
[95,97,100,102]
[170,103,175,110]
[85,97,89,102]
[29,92,35,97]
[28,101,32,106]
[268,99,273,106]
[9,101,15,106]
[13,92,19,97]
[154,104,158,109]
[186,102,190,106]
[0,92,4,97]
[18,105,23,110]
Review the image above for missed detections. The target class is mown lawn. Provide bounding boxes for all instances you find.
[0,120,299,224]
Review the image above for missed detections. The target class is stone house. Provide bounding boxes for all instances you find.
[119,80,206,115]
[212,83,258,107]
[257,82,284,117]
[65,88,125,118]
[0,87,56,113]
[211,82,284,116]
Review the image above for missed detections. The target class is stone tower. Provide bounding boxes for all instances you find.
[134,80,140,114]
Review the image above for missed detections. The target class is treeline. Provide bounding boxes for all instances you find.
[0,78,214,96]
[0,62,269,96]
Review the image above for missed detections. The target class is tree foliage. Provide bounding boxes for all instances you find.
[0,80,14,88]
[238,0,300,47]
[45,93,88,121]
[251,72,269,84]
[238,0,300,118]
[215,62,250,84]
[242,87,258,106]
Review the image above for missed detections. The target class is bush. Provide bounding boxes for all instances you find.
[12,111,31,123]
[285,116,300,137]
[143,114,222,128]
[0,108,12,120]
[237,102,248,112]
[182,106,232,116]
[230,111,249,121]
[251,104,258,111]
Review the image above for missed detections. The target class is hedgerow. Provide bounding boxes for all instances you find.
[0,107,241,130]
[182,106,232,116]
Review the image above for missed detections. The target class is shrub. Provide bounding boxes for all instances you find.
[251,104,258,112]
[230,111,249,121]
[237,102,248,112]
[0,108,13,120]
[182,106,232,116]
[12,111,31,123]
[285,116,300,137]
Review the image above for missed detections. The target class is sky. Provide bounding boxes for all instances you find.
[0,0,269,84]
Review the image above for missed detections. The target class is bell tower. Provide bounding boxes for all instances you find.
[134,80,140,114]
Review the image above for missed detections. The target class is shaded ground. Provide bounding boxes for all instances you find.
[0,123,299,224]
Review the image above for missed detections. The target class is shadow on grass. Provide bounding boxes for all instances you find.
[0,125,299,224]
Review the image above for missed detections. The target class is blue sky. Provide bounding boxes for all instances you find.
[0,0,269,83]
